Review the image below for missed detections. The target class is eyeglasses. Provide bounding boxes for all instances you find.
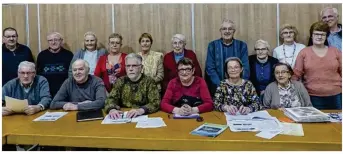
[255,48,268,51]
[221,27,235,31]
[178,68,193,73]
[228,66,241,71]
[322,15,335,20]
[109,41,121,46]
[18,71,35,75]
[125,64,141,69]
[172,41,184,46]
[48,38,62,42]
[4,35,17,39]
[282,31,294,35]
[312,33,327,37]
[274,71,289,75]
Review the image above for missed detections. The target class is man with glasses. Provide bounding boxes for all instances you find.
[205,19,250,97]
[2,61,51,116]
[36,32,73,97]
[2,27,34,86]
[105,53,160,119]
[50,59,106,111]
[321,7,341,51]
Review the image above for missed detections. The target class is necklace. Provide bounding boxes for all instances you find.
[282,43,296,66]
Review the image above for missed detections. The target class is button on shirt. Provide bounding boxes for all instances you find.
[255,62,271,92]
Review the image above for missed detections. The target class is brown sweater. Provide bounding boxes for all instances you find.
[292,47,342,96]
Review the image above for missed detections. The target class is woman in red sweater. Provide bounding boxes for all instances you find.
[163,34,202,94]
[94,33,127,92]
[161,58,213,115]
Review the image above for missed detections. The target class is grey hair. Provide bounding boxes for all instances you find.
[171,34,186,44]
[320,7,339,17]
[18,61,36,72]
[125,53,143,64]
[72,59,90,73]
[254,39,271,51]
[47,32,63,40]
[220,18,236,30]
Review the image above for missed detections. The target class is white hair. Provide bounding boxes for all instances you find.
[72,59,90,73]
[18,61,36,72]
[254,39,271,51]
[221,18,236,30]
[320,7,339,17]
[171,34,186,44]
[47,32,63,40]
[125,53,142,64]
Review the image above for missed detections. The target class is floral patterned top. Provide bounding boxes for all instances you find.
[214,79,262,112]
[278,82,301,108]
[138,50,164,91]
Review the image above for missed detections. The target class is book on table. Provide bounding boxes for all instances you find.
[283,107,330,123]
[190,123,228,137]
[77,109,104,122]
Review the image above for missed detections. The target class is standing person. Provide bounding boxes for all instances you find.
[2,27,34,86]
[273,24,306,68]
[205,19,250,96]
[37,32,73,97]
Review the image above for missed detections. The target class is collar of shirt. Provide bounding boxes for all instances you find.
[331,25,342,34]
[174,50,184,57]
[278,81,292,91]
[20,81,34,89]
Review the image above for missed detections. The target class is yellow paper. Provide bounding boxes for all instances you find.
[5,96,29,113]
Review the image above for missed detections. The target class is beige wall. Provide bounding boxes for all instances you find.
[2,4,342,73]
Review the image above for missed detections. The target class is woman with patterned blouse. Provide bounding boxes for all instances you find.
[214,57,261,115]
[263,62,312,109]
[137,33,164,92]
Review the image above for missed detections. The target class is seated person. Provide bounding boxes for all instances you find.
[160,57,213,115]
[105,53,160,119]
[214,57,261,115]
[263,62,312,109]
[50,59,106,111]
[2,61,51,116]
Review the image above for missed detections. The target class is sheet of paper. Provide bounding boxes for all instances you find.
[280,122,304,136]
[225,110,273,121]
[327,113,342,123]
[136,117,167,128]
[101,115,131,124]
[255,130,282,139]
[131,115,148,122]
[174,113,200,118]
[227,120,259,132]
[5,96,29,113]
[256,117,283,131]
[249,110,273,119]
[33,112,68,121]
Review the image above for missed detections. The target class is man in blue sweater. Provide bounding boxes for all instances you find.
[2,27,34,86]
[2,61,51,116]
[205,19,250,96]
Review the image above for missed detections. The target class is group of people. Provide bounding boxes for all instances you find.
[2,7,341,118]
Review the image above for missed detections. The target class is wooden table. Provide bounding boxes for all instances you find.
[2,110,342,151]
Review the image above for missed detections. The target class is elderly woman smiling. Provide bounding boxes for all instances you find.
[160,58,213,115]
[163,34,202,94]
[263,62,312,109]
[214,57,261,115]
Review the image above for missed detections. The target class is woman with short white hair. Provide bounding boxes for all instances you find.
[162,34,202,94]
[249,39,279,98]
[273,24,306,68]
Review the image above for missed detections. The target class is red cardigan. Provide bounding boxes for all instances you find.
[162,49,202,93]
[94,53,127,92]
[160,76,213,113]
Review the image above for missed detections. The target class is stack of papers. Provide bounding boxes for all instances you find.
[283,107,330,122]
[135,117,167,128]
[5,96,28,113]
[101,111,148,124]
[225,111,284,139]
[173,113,200,119]
[33,112,68,121]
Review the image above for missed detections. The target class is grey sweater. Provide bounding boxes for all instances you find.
[50,75,106,110]
[68,48,107,77]
[263,80,312,109]
[2,75,52,109]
